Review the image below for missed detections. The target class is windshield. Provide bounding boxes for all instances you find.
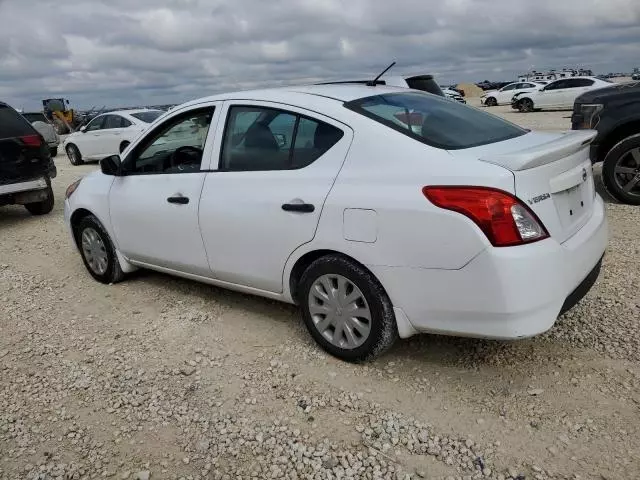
[345,92,527,149]
[22,112,48,123]
[130,110,163,123]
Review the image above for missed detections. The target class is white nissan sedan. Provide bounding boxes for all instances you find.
[64,85,607,362]
[63,109,164,165]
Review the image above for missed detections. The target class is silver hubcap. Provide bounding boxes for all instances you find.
[81,228,108,275]
[68,148,78,163]
[307,274,372,350]
[614,147,640,196]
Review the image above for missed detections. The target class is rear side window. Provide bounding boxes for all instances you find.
[567,78,595,88]
[130,111,163,123]
[345,92,526,150]
[220,106,344,171]
[0,105,37,139]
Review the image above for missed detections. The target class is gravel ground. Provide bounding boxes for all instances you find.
[1,111,639,480]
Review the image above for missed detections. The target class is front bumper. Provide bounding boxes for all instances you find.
[370,196,608,339]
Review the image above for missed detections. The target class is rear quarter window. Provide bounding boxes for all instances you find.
[345,92,527,149]
[0,105,37,139]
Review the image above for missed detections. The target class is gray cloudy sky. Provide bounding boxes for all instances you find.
[1,0,639,110]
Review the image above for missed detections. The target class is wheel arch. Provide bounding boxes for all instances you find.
[596,119,640,163]
[286,248,382,304]
[69,207,94,248]
[285,247,418,339]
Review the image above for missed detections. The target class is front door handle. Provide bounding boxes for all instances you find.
[282,202,315,213]
[167,195,189,205]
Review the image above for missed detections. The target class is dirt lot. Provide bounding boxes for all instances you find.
[1,108,639,480]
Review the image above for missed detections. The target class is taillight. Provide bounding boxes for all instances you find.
[422,186,549,247]
[19,134,42,146]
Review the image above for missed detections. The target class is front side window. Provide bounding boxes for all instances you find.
[123,108,214,174]
[567,79,595,88]
[345,92,526,150]
[501,84,516,91]
[85,116,105,131]
[220,106,344,171]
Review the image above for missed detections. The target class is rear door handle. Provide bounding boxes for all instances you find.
[282,202,315,213]
[167,195,189,205]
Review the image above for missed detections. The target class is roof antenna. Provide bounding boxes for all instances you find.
[367,61,396,86]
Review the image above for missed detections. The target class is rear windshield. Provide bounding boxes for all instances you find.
[130,111,163,123]
[345,92,527,149]
[22,112,48,123]
[0,105,36,140]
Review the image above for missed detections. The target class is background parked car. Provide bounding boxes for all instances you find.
[572,81,640,205]
[512,76,612,112]
[480,81,543,106]
[21,111,60,157]
[1,101,56,215]
[63,109,164,165]
[441,87,466,103]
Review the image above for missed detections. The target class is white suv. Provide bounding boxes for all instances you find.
[512,77,612,112]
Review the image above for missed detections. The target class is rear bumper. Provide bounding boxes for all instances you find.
[370,196,608,339]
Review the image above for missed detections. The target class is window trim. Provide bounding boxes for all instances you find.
[344,92,527,150]
[119,106,216,176]
[217,104,345,172]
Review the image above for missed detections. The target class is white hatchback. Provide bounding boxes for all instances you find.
[63,109,164,165]
[64,85,608,361]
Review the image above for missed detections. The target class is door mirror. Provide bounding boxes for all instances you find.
[79,125,87,132]
[100,155,121,176]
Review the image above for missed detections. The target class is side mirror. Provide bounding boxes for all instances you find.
[100,155,121,176]
[79,125,87,132]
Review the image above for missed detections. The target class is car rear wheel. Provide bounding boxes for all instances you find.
[298,254,398,362]
[66,144,83,166]
[24,186,54,215]
[485,97,497,107]
[75,215,125,284]
[119,141,130,154]
[518,98,534,112]
[602,133,640,205]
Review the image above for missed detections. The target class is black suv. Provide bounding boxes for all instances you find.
[572,82,640,205]
[1,101,56,215]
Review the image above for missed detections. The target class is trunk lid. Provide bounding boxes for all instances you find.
[451,130,598,244]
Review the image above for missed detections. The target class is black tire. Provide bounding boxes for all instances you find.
[298,254,398,362]
[485,97,497,107]
[119,141,130,154]
[66,144,83,166]
[518,98,534,113]
[49,147,58,157]
[602,133,640,205]
[24,186,54,215]
[74,214,125,284]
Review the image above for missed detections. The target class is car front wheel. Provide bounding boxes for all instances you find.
[298,254,398,362]
[75,215,125,284]
[518,98,534,112]
[66,144,83,166]
[485,97,497,107]
[602,133,640,205]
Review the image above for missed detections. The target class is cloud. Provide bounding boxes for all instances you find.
[1,0,639,110]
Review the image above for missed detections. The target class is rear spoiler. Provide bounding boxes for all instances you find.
[479,130,597,171]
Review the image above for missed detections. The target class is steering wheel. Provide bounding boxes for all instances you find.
[170,145,202,170]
